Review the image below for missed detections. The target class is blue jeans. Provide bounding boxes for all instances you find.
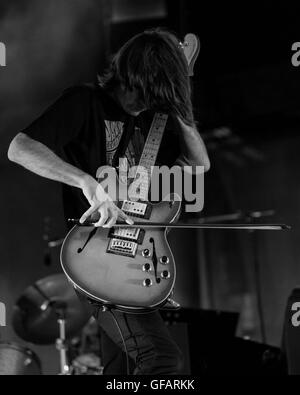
[94,308,184,375]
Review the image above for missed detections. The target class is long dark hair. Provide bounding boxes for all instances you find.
[99,28,195,126]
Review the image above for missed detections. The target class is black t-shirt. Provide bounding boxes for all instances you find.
[22,84,181,223]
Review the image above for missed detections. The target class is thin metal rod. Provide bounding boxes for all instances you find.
[68,219,290,231]
[252,232,267,344]
[57,317,70,375]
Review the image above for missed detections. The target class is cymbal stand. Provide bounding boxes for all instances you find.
[54,302,71,375]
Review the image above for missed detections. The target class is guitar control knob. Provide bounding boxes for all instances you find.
[143,263,151,272]
[160,256,169,265]
[143,279,153,287]
[142,249,151,258]
[161,270,171,279]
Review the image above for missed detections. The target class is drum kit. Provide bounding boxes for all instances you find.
[0,274,103,375]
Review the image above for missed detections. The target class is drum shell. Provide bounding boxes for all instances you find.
[0,342,42,375]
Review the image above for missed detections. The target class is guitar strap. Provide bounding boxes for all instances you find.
[112,116,136,169]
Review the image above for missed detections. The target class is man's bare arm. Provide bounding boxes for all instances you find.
[8,132,90,188]
[8,132,133,226]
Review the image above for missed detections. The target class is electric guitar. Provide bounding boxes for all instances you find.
[60,34,201,313]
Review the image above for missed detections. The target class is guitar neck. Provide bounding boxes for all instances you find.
[131,113,168,200]
[139,113,168,169]
[128,33,200,201]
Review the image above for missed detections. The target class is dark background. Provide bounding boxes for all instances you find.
[0,0,299,374]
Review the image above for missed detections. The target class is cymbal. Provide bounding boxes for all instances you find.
[12,274,93,345]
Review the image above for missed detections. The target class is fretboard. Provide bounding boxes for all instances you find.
[130,113,168,201]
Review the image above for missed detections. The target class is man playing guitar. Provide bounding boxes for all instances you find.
[8,28,210,375]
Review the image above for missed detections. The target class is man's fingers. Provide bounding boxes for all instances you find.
[102,207,118,228]
[103,215,118,229]
[80,202,134,228]
[80,204,98,224]
[117,209,134,225]
[94,206,109,227]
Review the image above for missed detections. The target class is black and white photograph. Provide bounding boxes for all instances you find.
[0,0,299,381]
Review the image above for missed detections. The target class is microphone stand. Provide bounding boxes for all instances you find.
[243,211,276,344]
[251,227,267,343]
[196,209,279,344]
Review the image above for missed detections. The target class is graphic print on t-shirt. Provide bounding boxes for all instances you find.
[104,120,145,168]
[105,120,125,166]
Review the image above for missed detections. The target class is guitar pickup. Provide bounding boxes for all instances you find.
[107,239,138,258]
[119,200,152,220]
[108,227,145,244]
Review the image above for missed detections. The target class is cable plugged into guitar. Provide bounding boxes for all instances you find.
[164,298,181,311]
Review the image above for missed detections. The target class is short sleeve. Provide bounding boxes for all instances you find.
[22,86,91,152]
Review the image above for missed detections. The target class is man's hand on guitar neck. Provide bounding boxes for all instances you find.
[173,115,210,172]
[79,175,134,228]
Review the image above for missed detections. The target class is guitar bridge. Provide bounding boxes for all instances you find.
[107,239,138,258]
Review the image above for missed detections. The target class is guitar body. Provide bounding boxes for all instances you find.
[61,196,181,313]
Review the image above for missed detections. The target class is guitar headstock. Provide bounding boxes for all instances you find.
[180,33,201,77]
